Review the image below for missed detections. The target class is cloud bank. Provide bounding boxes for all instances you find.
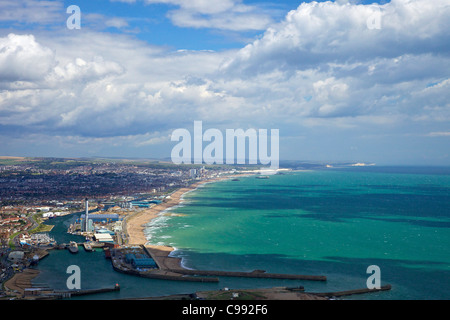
[0,0,449,163]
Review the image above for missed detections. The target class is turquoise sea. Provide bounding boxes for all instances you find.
[33,167,450,300]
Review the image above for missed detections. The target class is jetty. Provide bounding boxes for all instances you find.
[83,242,93,252]
[112,264,219,283]
[110,246,219,282]
[143,246,326,282]
[67,241,79,254]
[21,284,121,299]
[310,284,392,298]
[52,284,121,299]
[171,269,326,281]
[108,245,327,283]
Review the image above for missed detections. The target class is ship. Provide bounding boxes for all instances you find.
[256,175,270,179]
[68,241,79,254]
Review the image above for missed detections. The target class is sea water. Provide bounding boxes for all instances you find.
[147,166,450,300]
[33,167,450,299]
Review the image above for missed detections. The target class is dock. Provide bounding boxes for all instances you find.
[310,284,392,298]
[172,269,327,281]
[111,259,219,282]
[107,245,327,283]
[143,245,326,282]
[83,242,93,252]
[53,284,121,298]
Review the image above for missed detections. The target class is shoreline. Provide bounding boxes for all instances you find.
[125,174,253,270]
[4,268,41,298]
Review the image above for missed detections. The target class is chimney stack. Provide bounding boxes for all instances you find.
[85,198,89,232]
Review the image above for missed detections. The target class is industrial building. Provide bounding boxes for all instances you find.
[93,233,114,244]
[125,253,158,269]
[80,218,94,232]
[8,251,24,263]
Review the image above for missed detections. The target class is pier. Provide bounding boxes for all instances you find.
[310,284,392,298]
[144,245,327,282]
[171,269,326,281]
[107,245,327,283]
[52,284,121,299]
[59,241,104,253]
[22,285,121,299]
[110,246,219,282]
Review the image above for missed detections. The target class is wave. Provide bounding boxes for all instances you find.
[168,248,195,270]
[143,185,199,245]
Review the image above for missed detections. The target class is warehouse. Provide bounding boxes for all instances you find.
[125,253,158,269]
[8,251,24,263]
[94,233,114,244]
[132,258,158,269]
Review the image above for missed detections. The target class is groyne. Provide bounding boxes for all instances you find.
[142,245,327,282]
[110,245,326,283]
[310,284,392,298]
[172,269,327,281]
[53,284,121,298]
[110,261,219,282]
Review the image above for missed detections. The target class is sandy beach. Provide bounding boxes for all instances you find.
[126,175,244,246]
[125,174,250,270]
[4,268,40,297]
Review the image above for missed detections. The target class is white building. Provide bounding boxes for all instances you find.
[94,233,114,244]
[8,251,24,263]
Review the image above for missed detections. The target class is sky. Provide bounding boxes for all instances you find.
[0,0,449,165]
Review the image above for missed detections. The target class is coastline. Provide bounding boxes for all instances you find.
[125,174,252,270]
[4,268,40,298]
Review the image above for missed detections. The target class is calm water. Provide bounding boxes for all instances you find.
[34,167,450,300]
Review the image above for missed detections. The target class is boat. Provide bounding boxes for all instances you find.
[84,242,93,252]
[68,241,79,254]
[256,175,270,179]
[104,247,111,259]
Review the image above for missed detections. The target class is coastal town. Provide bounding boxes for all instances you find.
[1,157,294,299]
[0,157,238,297]
[0,157,391,300]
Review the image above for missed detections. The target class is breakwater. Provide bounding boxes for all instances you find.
[171,269,327,281]
[109,245,327,283]
[310,284,392,298]
[110,261,219,282]
[52,284,121,298]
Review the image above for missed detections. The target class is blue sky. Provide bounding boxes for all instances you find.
[60,0,390,50]
[62,0,309,50]
[0,0,449,165]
